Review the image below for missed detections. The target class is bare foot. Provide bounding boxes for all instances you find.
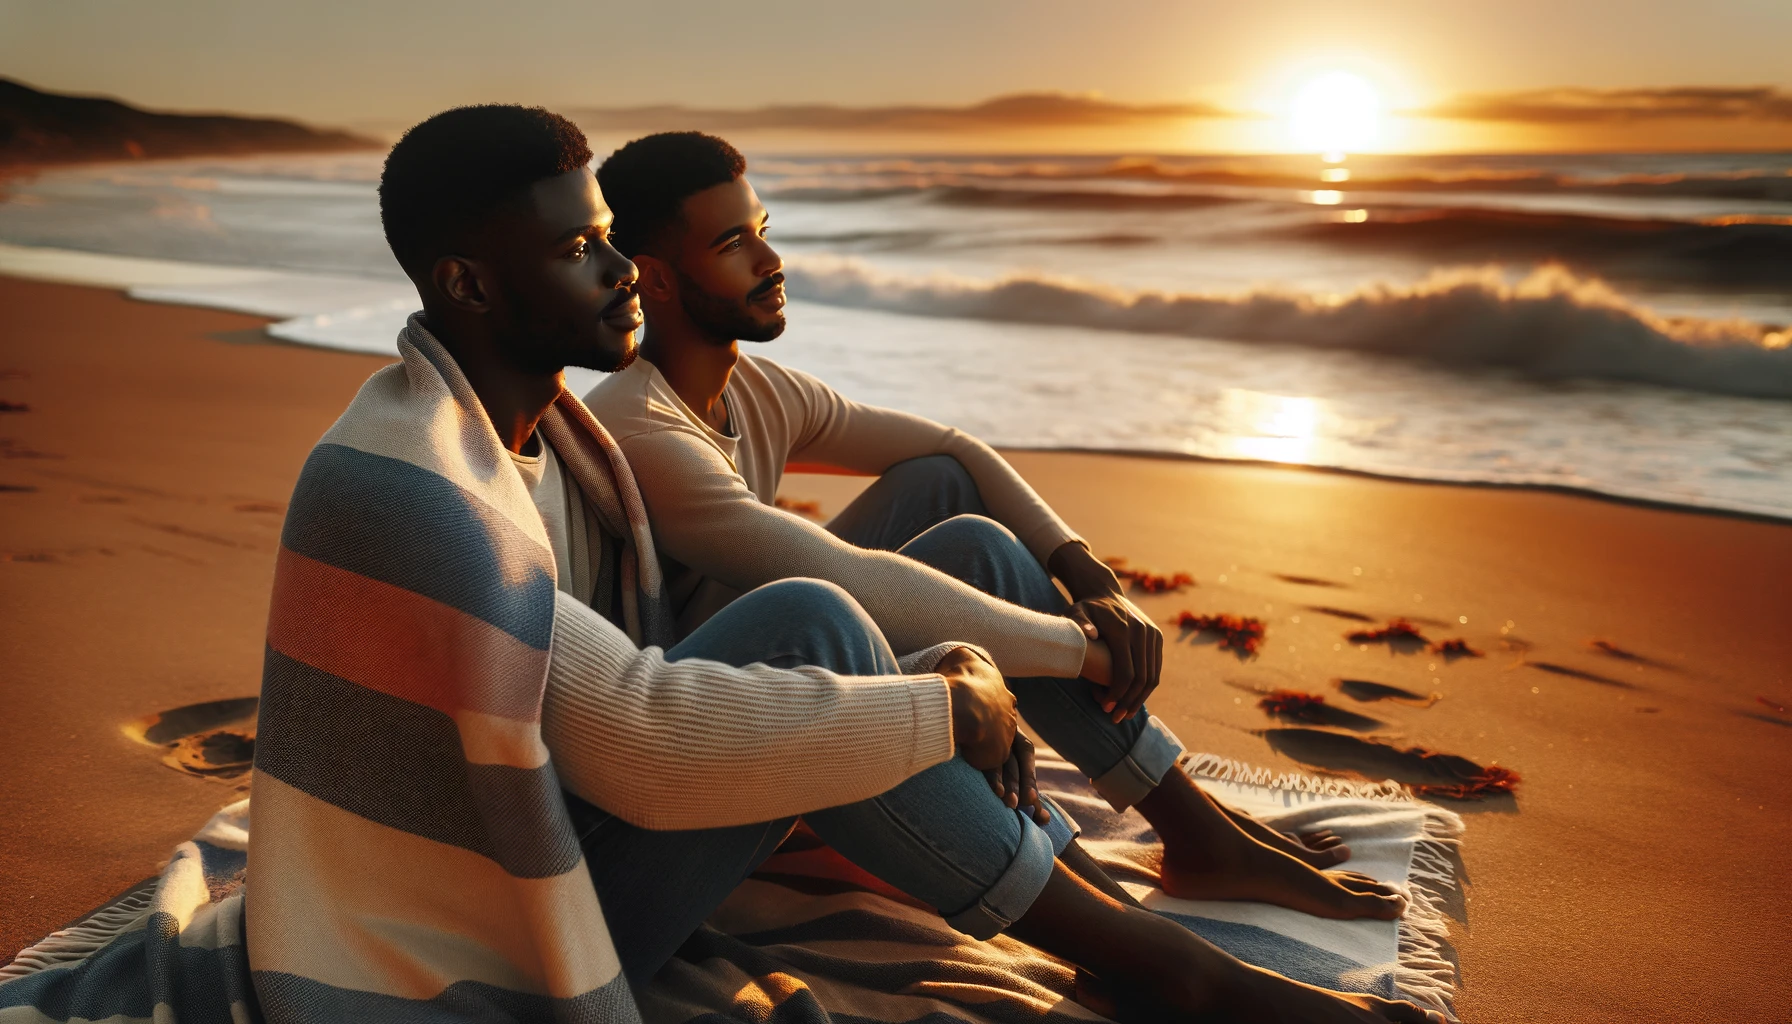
[1141,772,1405,921]
[1221,803,1352,868]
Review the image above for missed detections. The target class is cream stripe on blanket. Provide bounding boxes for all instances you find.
[2,750,1465,1023]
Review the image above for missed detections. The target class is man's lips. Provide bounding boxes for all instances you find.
[601,293,642,329]
[751,283,786,310]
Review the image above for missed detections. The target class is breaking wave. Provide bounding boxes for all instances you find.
[783,258,1792,399]
[1279,208,1792,287]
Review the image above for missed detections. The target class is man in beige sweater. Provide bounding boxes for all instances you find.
[587,131,1401,928]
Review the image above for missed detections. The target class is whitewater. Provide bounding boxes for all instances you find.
[0,150,1788,518]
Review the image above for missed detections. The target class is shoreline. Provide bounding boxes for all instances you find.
[3,236,1787,525]
[1016,444,1792,527]
[3,276,1790,1023]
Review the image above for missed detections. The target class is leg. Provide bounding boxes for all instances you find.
[826,454,988,552]
[1012,869,1445,1024]
[901,515,1404,921]
[580,578,1073,982]
[831,461,1346,864]
[584,583,1438,1021]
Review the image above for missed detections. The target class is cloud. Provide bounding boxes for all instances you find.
[1424,86,1792,124]
[569,93,1232,133]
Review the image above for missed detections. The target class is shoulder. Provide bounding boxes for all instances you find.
[738,352,829,393]
[583,359,668,438]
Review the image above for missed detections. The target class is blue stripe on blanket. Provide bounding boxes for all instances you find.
[282,443,556,650]
[256,647,584,879]
[1159,913,1394,996]
[251,969,637,1023]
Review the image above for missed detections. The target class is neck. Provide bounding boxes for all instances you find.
[638,307,739,432]
[429,312,564,455]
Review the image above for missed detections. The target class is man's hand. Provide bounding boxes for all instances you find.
[1050,541,1164,723]
[985,732,1051,826]
[937,645,1019,772]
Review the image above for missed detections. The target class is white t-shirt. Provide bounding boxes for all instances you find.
[509,433,592,603]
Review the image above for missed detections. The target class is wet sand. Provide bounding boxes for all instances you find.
[3,275,1789,1022]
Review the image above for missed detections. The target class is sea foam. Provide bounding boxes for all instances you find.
[783,257,1792,399]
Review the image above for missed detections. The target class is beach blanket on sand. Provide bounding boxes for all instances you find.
[0,751,1465,1023]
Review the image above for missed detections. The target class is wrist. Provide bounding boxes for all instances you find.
[1049,541,1123,602]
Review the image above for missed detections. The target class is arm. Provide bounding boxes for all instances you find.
[542,591,957,831]
[780,366,1079,565]
[624,425,1088,680]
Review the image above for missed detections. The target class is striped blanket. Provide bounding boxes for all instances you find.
[1,752,1465,1022]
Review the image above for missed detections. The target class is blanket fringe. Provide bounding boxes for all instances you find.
[1183,752,1417,802]
[1185,751,1468,1021]
[0,882,157,981]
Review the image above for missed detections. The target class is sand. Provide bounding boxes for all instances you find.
[2,274,1788,1022]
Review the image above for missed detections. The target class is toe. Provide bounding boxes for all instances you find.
[1348,890,1406,920]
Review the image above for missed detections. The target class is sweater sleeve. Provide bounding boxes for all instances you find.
[622,425,1088,679]
[541,591,955,831]
[776,363,1082,565]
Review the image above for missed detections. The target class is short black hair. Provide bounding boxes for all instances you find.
[379,105,592,278]
[597,132,746,258]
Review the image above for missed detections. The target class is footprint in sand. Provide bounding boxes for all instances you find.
[1261,727,1519,801]
[1273,573,1345,588]
[1335,678,1442,708]
[123,697,258,782]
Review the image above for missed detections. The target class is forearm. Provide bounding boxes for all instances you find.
[793,396,1080,565]
[541,592,953,830]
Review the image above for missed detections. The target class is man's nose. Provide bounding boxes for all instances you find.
[603,250,638,291]
[753,237,783,278]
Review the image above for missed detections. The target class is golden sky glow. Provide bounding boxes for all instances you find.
[3,0,1790,153]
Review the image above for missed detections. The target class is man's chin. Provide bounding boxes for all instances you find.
[739,313,787,344]
[567,333,639,373]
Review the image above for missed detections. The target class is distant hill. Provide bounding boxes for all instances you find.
[0,78,379,168]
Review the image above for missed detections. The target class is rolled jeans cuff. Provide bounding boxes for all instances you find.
[1038,793,1079,854]
[941,808,1056,940]
[1090,715,1186,812]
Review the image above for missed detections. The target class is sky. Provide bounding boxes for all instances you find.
[4,0,1791,153]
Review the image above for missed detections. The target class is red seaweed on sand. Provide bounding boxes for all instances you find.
[1257,689,1332,723]
[1347,618,1427,644]
[1430,638,1484,657]
[1104,557,1195,594]
[1172,612,1265,655]
[1410,764,1522,801]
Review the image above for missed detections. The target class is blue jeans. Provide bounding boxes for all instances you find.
[567,578,1066,987]
[828,455,1186,811]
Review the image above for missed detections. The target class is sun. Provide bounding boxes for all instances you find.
[1289,71,1384,156]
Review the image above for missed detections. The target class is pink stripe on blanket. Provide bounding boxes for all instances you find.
[267,546,548,721]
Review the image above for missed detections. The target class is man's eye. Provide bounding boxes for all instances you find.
[568,241,588,259]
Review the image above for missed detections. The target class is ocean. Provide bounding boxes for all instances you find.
[1,149,1788,517]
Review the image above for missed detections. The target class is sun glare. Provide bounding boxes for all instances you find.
[1289,71,1383,155]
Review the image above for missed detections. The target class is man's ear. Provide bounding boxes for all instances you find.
[632,254,677,304]
[431,255,492,312]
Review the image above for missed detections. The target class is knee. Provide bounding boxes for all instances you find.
[885,454,977,496]
[923,514,1025,562]
[752,577,869,626]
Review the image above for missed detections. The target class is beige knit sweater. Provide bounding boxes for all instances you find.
[543,591,955,831]
[584,354,1089,680]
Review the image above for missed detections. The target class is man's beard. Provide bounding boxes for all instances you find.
[677,268,786,343]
